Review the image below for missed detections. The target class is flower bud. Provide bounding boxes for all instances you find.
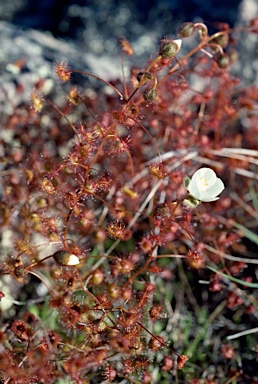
[162,356,174,372]
[108,283,120,299]
[92,269,104,285]
[159,39,182,58]
[41,178,56,194]
[213,33,229,49]
[31,90,44,112]
[149,304,162,321]
[143,87,157,103]
[53,250,80,266]
[14,265,28,279]
[186,250,205,269]
[228,49,238,64]
[68,86,80,106]
[183,195,200,209]
[215,53,230,69]
[118,38,134,55]
[178,22,195,38]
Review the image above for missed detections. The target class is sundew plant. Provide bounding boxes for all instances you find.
[0,19,258,384]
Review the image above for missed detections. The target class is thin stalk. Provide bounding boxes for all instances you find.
[72,69,124,100]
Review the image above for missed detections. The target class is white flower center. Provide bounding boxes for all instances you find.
[197,176,211,190]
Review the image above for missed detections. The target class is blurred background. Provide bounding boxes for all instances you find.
[0,0,246,57]
[0,0,257,110]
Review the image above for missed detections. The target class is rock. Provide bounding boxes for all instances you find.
[0,20,121,110]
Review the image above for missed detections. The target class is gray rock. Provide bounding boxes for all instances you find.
[0,20,121,110]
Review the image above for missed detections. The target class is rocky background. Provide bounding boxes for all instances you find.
[0,0,257,99]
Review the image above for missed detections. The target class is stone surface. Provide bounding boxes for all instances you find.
[0,20,122,110]
[0,0,257,111]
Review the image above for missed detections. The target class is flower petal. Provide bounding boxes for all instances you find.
[183,176,191,189]
[66,254,80,265]
[191,168,217,189]
[198,196,219,202]
[173,39,182,50]
[186,168,225,202]
[187,179,202,200]
[202,178,224,195]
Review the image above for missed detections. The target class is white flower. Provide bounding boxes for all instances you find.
[173,39,182,51]
[184,168,225,202]
[66,254,80,266]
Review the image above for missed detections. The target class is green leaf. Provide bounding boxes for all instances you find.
[207,265,258,288]
[231,220,258,246]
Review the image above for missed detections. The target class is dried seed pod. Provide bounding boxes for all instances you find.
[177,354,189,370]
[149,304,162,321]
[118,38,134,55]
